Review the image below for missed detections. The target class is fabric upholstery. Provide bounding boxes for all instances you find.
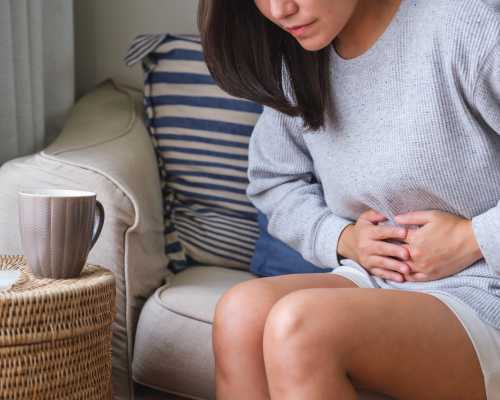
[132,266,256,400]
[125,34,263,274]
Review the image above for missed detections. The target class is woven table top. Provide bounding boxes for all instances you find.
[0,254,116,346]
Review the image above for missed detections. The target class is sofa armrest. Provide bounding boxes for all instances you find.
[0,79,170,400]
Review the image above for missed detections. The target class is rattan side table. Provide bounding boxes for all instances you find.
[0,254,116,400]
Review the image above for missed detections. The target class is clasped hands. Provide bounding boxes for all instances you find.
[341,209,484,282]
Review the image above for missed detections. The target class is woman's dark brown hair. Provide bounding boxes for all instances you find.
[198,0,333,131]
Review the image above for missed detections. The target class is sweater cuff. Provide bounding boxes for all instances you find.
[471,206,500,276]
[313,213,354,269]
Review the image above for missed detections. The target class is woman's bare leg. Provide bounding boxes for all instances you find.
[212,273,358,400]
[262,288,486,400]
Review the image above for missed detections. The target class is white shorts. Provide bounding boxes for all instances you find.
[331,259,500,400]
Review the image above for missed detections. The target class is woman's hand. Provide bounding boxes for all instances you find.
[338,209,411,282]
[394,210,484,282]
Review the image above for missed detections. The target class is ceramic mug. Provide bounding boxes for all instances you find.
[17,189,105,279]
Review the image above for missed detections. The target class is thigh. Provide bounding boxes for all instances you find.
[273,288,486,400]
[258,272,360,294]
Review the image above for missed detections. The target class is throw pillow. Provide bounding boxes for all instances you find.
[125,34,263,273]
[250,209,333,276]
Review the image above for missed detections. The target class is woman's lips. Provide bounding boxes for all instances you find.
[285,20,316,37]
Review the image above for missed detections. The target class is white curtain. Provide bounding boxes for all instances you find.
[0,0,74,166]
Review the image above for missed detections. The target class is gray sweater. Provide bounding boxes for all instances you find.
[246,0,500,328]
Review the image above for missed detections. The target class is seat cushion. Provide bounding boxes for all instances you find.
[155,265,257,324]
[132,266,394,400]
[132,266,256,400]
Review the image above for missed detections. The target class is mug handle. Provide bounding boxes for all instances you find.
[90,200,105,251]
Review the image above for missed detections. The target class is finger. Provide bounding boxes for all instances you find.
[404,258,418,271]
[373,241,410,262]
[405,272,429,282]
[368,255,410,274]
[360,209,387,224]
[370,267,405,282]
[394,211,434,225]
[400,247,422,266]
[400,243,412,255]
[371,226,407,241]
[404,227,420,242]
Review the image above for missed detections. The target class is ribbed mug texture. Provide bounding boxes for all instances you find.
[18,192,104,279]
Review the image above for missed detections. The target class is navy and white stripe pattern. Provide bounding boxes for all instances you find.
[126,34,263,273]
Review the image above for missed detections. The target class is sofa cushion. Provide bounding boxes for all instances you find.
[125,34,263,274]
[250,208,333,276]
[157,265,256,323]
[132,266,256,399]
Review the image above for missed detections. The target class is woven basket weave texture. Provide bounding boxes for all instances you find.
[0,254,116,400]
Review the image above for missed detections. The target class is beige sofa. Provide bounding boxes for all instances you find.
[0,79,392,400]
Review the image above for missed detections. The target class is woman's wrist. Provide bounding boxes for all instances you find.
[337,223,356,261]
[462,219,484,264]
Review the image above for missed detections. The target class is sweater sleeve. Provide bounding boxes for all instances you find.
[246,105,354,269]
[470,40,500,275]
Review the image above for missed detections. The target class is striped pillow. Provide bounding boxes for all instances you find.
[125,34,263,273]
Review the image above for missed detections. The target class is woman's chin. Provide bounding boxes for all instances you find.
[296,36,333,52]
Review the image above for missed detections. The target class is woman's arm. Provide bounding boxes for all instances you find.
[246,105,353,269]
[470,40,500,275]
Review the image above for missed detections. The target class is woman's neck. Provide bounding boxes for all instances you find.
[332,0,402,60]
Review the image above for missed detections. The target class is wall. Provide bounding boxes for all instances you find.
[74,0,199,97]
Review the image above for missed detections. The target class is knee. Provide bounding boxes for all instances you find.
[213,280,274,346]
[264,289,355,344]
[261,291,315,384]
[262,290,312,350]
[262,290,354,377]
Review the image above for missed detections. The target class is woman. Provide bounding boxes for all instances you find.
[199,0,500,399]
